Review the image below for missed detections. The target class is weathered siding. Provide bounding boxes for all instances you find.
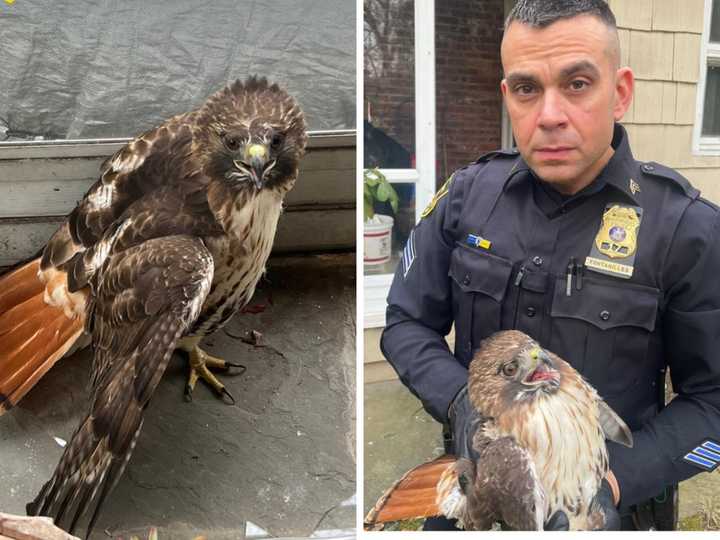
[611,0,720,202]
[0,131,355,267]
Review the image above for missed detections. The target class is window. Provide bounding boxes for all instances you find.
[363,0,436,327]
[694,0,720,153]
[362,0,508,328]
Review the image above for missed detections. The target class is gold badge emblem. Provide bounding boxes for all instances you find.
[421,174,453,218]
[595,205,640,259]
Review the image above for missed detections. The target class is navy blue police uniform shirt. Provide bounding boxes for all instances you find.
[381,123,720,509]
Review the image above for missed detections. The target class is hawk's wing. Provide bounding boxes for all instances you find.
[363,454,456,529]
[0,115,203,415]
[27,235,213,537]
[462,436,546,531]
[364,435,546,531]
[41,113,197,271]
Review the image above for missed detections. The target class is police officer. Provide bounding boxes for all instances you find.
[381,0,720,531]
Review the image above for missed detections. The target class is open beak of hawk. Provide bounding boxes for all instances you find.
[521,347,560,387]
[233,143,277,190]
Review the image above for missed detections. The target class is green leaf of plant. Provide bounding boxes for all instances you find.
[390,196,399,214]
[365,176,380,187]
[376,181,391,202]
[364,169,381,186]
[387,183,400,212]
[364,199,374,221]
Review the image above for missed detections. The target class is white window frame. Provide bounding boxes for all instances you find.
[364,0,436,328]
[693,0,720,155]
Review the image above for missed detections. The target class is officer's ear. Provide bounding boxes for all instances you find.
[613,67,634,121]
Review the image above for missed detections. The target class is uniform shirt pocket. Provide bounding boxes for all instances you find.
[449,244,513,360]
[551,280,658,331]
[449,244,513,299]
[550,277,660,399]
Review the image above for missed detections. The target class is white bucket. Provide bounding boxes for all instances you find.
[364,214,394,265]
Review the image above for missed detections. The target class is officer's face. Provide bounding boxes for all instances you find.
[500,15,634,195]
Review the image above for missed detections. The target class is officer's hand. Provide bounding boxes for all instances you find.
[590,478,621,530]
[544,479,619,531]
[544,510,569,530]
[448,386,483,461]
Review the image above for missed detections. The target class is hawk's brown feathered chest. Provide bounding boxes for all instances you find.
[190,186,285,336]
[490,375,608,529]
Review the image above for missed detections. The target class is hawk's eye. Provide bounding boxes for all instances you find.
[271,133,284,149]
[502,361,518,377]
[224,135,241,151]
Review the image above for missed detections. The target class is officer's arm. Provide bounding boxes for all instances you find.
[380,169,472,424]
[608,204,720,508]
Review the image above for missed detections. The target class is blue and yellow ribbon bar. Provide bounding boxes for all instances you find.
[466,234,491,250]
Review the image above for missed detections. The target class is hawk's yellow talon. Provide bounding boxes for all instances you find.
[179,340,246,401]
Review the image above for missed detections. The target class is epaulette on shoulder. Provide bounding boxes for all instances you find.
[474,148,520,163]
[639,161,699,199]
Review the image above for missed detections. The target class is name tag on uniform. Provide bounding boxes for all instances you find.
[585,204,643,279]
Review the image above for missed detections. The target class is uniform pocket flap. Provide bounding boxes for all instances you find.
[449,245,513,301]
[551,278,659,331]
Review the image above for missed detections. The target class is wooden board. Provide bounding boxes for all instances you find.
[0,145,355,218]
[0,209,355,267]
[0,131,356,265]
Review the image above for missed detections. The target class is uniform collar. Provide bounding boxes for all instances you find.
[596,123,641,206]
[504,123,640,206]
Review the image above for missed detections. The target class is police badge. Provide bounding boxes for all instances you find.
[585,204,643,279]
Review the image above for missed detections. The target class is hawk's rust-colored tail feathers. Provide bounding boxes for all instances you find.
[0,258,86,415]
[364,454,457,530]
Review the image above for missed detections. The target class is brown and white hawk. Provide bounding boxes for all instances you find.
[0,77,307,537]
[365,330,633,531]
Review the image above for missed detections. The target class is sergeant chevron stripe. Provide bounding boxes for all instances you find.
[683,440,720,471]
[402,229,416,278]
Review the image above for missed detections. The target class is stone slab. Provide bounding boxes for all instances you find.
[0,253,356,540]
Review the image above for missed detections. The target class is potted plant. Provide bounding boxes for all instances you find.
[364,168,399,266]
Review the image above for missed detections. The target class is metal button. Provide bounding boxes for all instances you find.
[600,310,611,321]
[642,164,655,172]
[532,256,543,266]
[526,306,536,317]
[462,274,471,286]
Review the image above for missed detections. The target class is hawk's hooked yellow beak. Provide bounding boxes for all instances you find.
[528,347,541,370]
[246,144,268,190]
[522,346,559,386]
[233,144,276,190]
[247,144,266,159]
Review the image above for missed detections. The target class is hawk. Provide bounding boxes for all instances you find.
[0,77,307,537]
[365,330,633,531]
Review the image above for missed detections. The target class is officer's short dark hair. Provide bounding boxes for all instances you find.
[505,0,617,31]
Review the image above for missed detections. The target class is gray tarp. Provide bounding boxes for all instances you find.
[0,0,355,140]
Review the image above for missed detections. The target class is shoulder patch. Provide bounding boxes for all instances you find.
[639,162,699,199]
[475,148,520,163]
[421,174,453,219]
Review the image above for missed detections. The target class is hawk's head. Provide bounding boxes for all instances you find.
[468,330,562,416]
[196,77,308,191]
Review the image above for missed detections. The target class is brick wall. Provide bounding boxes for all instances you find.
[435,0,505,182]
[364,0,505,186]
[364,0,416,168]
